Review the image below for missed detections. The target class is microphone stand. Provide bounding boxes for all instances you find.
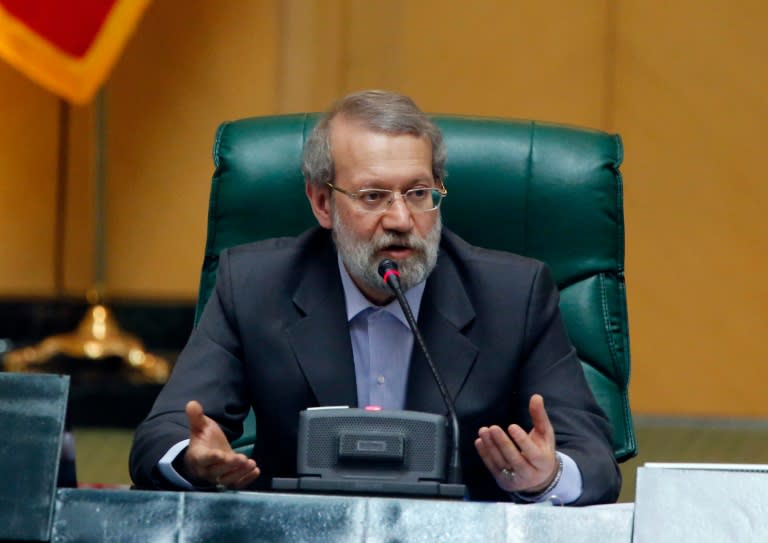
[378,260,463,485]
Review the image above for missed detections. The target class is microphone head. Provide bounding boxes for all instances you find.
[377,259,400,287]
[377,259,399,278]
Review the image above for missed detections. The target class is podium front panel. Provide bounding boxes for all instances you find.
[52,488,634,543]
[0,373,69,541]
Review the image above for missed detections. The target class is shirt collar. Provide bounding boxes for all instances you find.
[338,253,426,328]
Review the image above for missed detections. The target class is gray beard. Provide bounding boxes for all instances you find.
[331,206,441,300]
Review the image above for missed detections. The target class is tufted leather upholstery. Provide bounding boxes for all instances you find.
[195,114,636,461]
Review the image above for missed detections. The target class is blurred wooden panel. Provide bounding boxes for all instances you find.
[276,0,344,113]
[393,0,614,127]
[342,0,407,94]
[0,63,59,296]
[615,0,768,416]
[104,0,280,299]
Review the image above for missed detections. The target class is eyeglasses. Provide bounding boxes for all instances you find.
[326,182,447,213]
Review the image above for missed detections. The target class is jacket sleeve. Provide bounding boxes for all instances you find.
[513,262,621,505]
[129,250,250,489]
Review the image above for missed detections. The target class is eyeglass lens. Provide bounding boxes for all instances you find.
[361,188,443,212]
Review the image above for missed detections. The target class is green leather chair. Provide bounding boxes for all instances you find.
[195,114,637,462]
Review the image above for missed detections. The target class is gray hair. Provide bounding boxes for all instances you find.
[302,90,446,188]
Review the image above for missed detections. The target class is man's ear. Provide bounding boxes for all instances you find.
[306,180,332,229]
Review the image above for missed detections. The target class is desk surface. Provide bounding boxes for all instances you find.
[52,488,634,543]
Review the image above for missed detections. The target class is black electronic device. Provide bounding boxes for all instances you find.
[272,407,465,497]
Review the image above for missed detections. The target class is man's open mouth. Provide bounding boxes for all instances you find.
[378,244,415,258]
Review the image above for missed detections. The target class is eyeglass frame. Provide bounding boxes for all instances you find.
[325,180,448,213]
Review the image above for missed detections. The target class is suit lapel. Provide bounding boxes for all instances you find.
[284,233,358,408]
[283,229,479,413]
[405,249,478,413]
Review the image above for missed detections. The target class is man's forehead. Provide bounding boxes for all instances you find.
[328,114,429,146]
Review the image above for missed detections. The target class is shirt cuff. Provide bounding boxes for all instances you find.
[157,439,194,490]
[513,451,583,505]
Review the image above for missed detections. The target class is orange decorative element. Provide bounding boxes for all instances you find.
[0,0,151,104]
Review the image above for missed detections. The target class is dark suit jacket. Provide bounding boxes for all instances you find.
[130,227,620,504]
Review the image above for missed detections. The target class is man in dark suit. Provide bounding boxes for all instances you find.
[130,90,620,505]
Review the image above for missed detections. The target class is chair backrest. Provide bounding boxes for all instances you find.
[196,114,636,461]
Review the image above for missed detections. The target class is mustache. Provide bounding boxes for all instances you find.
[371,232,428,252]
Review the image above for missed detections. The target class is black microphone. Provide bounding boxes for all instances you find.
[377,259,463,485]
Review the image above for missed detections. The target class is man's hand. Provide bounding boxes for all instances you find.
[474,394,558,493]
[182,400,260,489]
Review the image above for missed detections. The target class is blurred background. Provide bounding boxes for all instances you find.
[0,0,766,502]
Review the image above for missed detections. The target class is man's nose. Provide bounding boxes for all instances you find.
[380,194,413,232]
